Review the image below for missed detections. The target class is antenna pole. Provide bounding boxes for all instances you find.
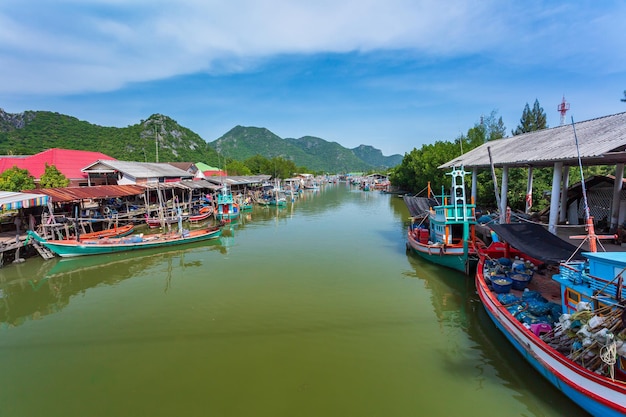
[557,96,570,126]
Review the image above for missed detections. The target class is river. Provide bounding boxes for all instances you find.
[0,183,587,417]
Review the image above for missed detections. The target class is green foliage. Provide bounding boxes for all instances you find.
[224,159,252,176]
[242,155,298,179]
[39,163,70,188]
[389,140,461,194]
[391,111,513,209]
[0,166,35,191]
[512,99,547,135]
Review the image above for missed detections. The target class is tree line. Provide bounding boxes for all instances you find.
[389,100,613,213]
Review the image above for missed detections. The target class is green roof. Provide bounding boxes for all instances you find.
[196,162,220,171]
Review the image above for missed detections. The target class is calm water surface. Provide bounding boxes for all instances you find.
[0,184,586,417]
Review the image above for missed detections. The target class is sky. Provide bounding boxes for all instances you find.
[1,1,625,156]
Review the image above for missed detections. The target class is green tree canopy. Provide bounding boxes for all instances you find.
[242,155,298,179]
[39,163,70,188]
[512,99,547,135]
[224,159,252,176]
[390,111,509,209]
[0,166,36,192]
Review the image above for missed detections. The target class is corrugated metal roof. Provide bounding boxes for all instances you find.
[83,160,193,178]
[204,175,272,186]
[0,148,115,179]
[180,179,222,190]
[440,112,626,169]
[168,162,197,172]
[28,185,146,203]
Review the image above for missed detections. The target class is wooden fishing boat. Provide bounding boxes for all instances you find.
[405,166,479,274]
[187,205,214,223]
[27,225,222,258]
[216,186,239,221]
[476,223,626,417]
[144,212,188,229]
[67,223,135,240]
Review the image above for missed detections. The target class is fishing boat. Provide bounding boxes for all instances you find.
[475,222,626,417]
[188,206,214,223]
[405,166,479,274]
[67,223,135,240]
[268,190,287,207]
[27,225,222,258]
[144,212,188,229]
[235,195,253,212]
[216,186,239,221]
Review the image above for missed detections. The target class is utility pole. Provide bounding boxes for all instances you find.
[155,118,161,163]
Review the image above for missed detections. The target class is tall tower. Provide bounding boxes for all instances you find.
[557,96,570,126]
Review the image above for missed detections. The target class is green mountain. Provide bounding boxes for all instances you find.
[0,110,220,165]
[284,135,372,172]
[211,125,312,166]
[210,126,400,172]
[351,145,403,170]
[0,110,403,172]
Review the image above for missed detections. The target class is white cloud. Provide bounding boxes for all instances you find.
[0,0,624,97]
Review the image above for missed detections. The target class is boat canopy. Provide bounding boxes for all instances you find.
[490,223,585,265]
[403,196,439,217]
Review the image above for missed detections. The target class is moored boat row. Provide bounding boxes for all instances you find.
[403,165,626,416]
[474,226,626,417]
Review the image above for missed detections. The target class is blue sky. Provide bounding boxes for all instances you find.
[1,1,625,156]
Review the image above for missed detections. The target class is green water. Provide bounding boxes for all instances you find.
[0,185,586,417]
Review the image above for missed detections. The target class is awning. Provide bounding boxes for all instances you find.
[490,223,585,265]
[0,191,50,211]
[403,196,440,217]
[23,185,146,203]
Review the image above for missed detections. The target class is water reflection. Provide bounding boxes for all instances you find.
[0,184,590,417]
[403,253,586,416]
[0,241,225,329]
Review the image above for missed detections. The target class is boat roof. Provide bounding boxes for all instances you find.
[583,251,626,265]
[490,223,585,264]
[403,196,439,217]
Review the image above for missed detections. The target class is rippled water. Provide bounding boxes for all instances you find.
[0,184,586,417]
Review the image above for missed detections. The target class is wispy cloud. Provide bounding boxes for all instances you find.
[1,1,625,154]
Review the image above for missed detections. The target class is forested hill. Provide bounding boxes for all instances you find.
[0,110,220,165]
[0,110,402,172]
[351,144,403,168]
[211,126,402,172]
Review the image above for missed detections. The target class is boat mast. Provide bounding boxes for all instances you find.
[572,117,597,252]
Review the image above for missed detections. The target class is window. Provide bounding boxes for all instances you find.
[566,289,580,304]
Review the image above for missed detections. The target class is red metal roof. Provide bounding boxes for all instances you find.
[25,185,145,203]
[0,148,115,179]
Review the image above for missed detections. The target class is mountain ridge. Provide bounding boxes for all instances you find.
[0,109,402,172]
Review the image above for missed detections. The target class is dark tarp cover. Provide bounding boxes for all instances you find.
[403,196,439,217]
[490,223,585,265]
